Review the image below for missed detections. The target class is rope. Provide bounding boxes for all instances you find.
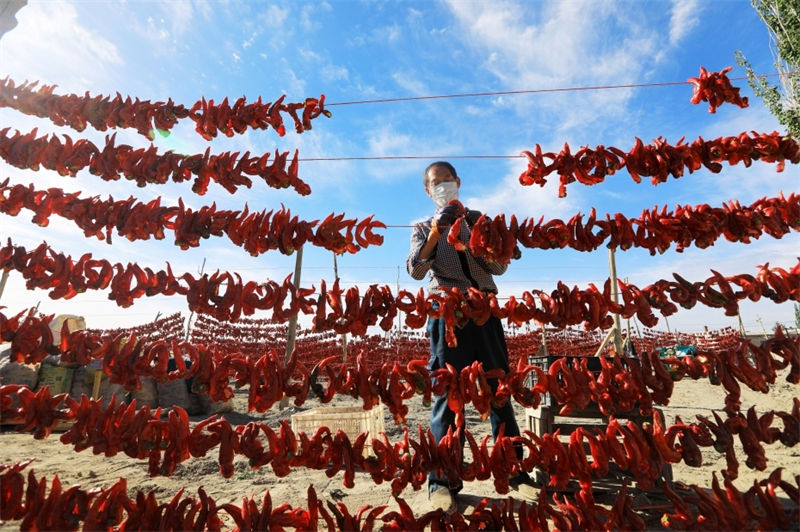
[325,73,791,107]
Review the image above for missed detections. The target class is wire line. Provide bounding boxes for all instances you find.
[300,154,516,161]
[325,73,790,107]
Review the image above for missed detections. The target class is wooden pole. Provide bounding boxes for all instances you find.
[396,265,401,357]
[540,322,548,356]
[593,326,618,358]
[185,258,206,341]
[285,246,303,362]
[756,315,769,339]
[0,269,10,301]
[280,246,303,410]
[333,253,348,364]
[607,248,623,355]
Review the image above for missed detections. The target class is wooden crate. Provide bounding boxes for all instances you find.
[526,404,673,489]
[291,403,385,455]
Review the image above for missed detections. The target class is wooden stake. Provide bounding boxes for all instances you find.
[607,248,623,355]
[0,269,9,301]
[540,322,548,356]
[185,258,205,341]
[593,326,617,358]
[280,247,303,410]
[333,252,348,364]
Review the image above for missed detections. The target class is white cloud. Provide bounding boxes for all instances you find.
[668,0,701,46]
[194,0,213,20]
[463,157,585,221]
[300,1,332,31]
[0,1,122,91]
[321,64,349,83]
[242,32,257,49]
[442,0,662,139]
[367,124,414,157]
[391,70,429,96]
[375,24,401,44]
[159,1,194,39]
[298,48,323,62]
[263,4,290,27]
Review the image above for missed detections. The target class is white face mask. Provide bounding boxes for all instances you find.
[429,181,459,207]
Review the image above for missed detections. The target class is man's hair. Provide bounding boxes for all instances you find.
[422,161,458,188]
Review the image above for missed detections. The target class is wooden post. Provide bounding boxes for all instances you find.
[540,322,548,356]
[333,253,348,364]
[185,258,206,341]
[280,246,303,410]
[593,326,617,357]
[0,269,9,301]
[756,315,769,339]
[396,265,402,358]
[607,248,623,355]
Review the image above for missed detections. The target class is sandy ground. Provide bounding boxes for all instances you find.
[1,364,798,531]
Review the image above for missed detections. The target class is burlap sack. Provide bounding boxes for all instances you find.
[35,363,73,394]
[95,374,128,408]
[49,314,86,346]
[69,366,90,400]
[0,347,40,420]
[157,379,194,412]
[196,392,235,414]
[130,377,159,408]
[0,347,40,389]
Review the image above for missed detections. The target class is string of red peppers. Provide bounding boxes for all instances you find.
[688,66,749,113]
[1,377,798,519]
[3,306,797,424]
[517,130,799,197]
[85,311,185,343]
[0,76,330,140]
[0,179,386,255]
[0,127,312,195]
[186,313,740,369]
[5,178,796,261]
[2,238,797,338]
[444,192,800,264]
[0,459,704,532]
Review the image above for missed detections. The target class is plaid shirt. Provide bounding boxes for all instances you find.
[406,217,507,294]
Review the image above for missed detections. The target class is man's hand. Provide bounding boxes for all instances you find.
[433,200,465,231]
[464,209,482,227]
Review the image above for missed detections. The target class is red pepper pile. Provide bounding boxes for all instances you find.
[518,130,799,197]
[0,127,313,195]
[688,66,749,113]
[0,76,330,140]
[0,179,386,255]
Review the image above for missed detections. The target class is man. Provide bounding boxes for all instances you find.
[406,161,537,513]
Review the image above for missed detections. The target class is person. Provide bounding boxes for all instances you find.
[406,161,538,514]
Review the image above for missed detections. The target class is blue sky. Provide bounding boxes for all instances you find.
[0,0,797,335]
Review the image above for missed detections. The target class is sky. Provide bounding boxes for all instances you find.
[0,0,797,337]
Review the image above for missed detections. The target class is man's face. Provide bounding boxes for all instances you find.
[425,165,460,202]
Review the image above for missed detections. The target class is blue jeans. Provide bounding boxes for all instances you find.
[427,315,526,492]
